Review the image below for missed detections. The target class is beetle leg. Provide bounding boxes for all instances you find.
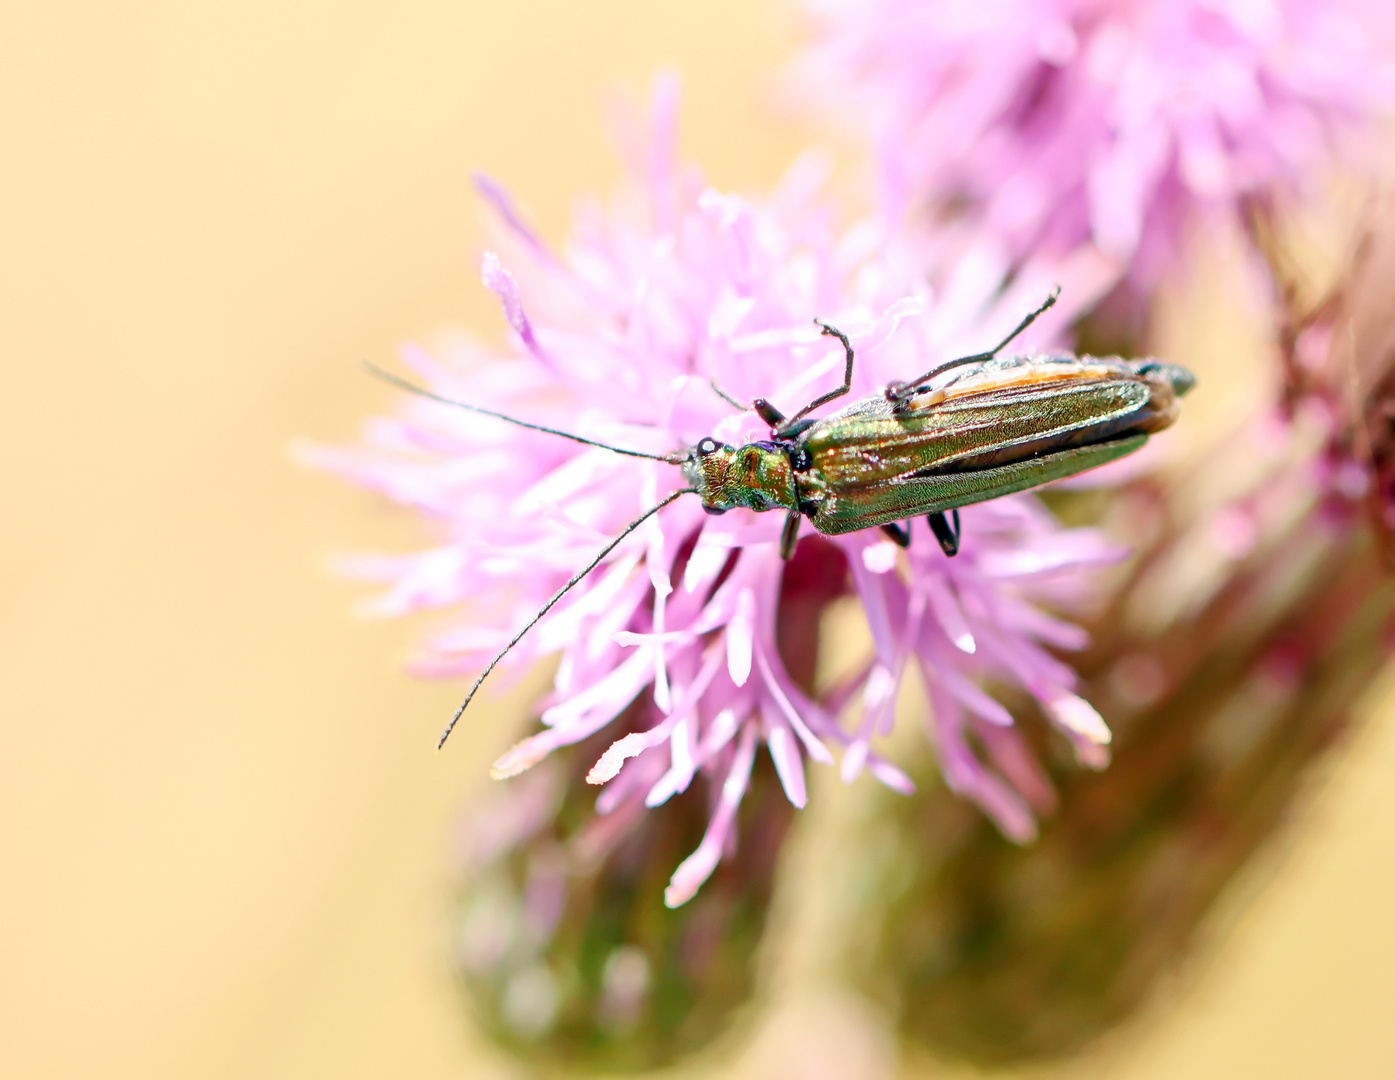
[889,288,1061,408]
[779,509,802,560]
[753,398,786,428]
[775,321,856,436]
[880,521,910,548]
[926,509,961,556]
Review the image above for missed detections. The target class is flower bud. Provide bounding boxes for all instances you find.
[454,729,795,1073]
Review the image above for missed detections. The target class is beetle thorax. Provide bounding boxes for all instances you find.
[683,438,798,515]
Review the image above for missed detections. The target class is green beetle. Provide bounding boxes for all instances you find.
[368,290,1194,744]
[683,291,1193,559]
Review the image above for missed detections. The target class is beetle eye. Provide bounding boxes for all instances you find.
[696,437,721,456]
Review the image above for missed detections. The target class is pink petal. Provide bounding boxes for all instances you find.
[481,251,554,368]
[726,588,755,687]
[664,722,758,908]
[766,724,809,809]
[587,732,651,785]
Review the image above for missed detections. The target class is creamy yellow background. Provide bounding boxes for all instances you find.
[3,3,1394,1078]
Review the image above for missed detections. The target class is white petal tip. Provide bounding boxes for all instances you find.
[840,742,869,783]
[1048,694,1112,745]
[726,591,755,686]
[663,872,700,909]
[954,633,977,654]
[585,733,648,785]
[807,740,835,766]
[767,728,808,808]
[490,736,550,780]
[870,755,916,795]
[664,846,720,908]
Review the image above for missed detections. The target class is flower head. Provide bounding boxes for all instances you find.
[310,81,1127,905]
[798,0,1394,284]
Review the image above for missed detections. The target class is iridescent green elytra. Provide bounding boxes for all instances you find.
[682,292,1193,560]
[368,290,1195,745]
[685,359,1190,552]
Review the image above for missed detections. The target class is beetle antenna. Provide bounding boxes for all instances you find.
[709,377,746,412]
[436,487,696,748]
[364,361,673,462]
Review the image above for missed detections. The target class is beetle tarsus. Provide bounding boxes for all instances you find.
[927,509,960,557]
[881,521,910,548]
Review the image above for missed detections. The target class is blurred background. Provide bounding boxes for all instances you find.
[3,2,1395,1077]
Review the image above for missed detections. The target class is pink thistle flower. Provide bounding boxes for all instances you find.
[309,81,1128,905]
[797,0,1395,285]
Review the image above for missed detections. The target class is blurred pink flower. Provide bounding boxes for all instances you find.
[798,0,1394,284]
[308,81,1125,905]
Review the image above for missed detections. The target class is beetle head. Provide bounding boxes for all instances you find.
[682,437,798,516]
